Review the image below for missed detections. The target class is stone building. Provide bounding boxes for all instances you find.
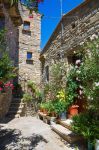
[0,1,41,117]
[0,1,41,91]
[18,4,41,90]
[40,0,99,85]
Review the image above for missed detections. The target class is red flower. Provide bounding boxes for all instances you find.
[0,87,3,91]
[4,82,14,89]
[0,81,3,85]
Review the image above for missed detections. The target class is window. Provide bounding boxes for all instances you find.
[71,22,76,29]
[45,66,49,82]
[27,52,32,60]
[67,54,82,66]
[23,21,30,31]
[0,18,5,29]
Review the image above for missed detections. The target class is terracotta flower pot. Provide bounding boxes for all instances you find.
[51,112,57,117]
[43,109,48,114]
[40,108,43,112]
[69,105,79,116]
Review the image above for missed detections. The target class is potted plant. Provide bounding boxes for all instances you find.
[66,67,80,117]
[55,89,67,120]
[40,102,49,114]
[39,103,44,112]
[69,105,79,116]
[46,101,55,117]
[72,112,99,150]
[54,99,67,120]
[23,93,33,103]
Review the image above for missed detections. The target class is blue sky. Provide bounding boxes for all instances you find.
[39,0,84,49]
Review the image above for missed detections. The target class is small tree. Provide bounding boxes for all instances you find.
[0,52,16,82]
[44,62,67,101]
[0,29,16,83]
[79,38,99,112]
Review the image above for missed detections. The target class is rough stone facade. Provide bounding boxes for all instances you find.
[0,88,12,119]
[0,4,21,66]
[40,0,99,85]
[0,3,41,117]
[0,3,41,91]
[18,6,41,90]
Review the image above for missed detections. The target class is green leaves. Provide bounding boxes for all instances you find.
[79,39,99,111]
[10,0,19,6]
[66,68,79,107]
[23,93,33,102]
[0,52,16,82]
[72,112,99,143]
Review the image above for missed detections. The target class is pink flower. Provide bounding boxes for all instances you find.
[10,84,14,90]
[29,14,33,18]
[37,0,43,3]
[0,87,3,91]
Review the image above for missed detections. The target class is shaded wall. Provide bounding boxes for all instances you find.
[0,88,12,119]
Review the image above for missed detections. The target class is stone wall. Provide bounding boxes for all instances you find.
[0,88,12,119]
[0,4,20,67]
[40,0,99,85]
[18,6,41,90]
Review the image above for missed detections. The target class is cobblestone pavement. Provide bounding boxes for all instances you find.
[0,117,77,150]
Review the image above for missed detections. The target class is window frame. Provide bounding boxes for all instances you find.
[23,21,30,31]
[27,52,32,60]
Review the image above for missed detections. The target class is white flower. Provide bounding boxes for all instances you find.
[73,51,76,54]
[76,59,81,64]
[75,66,79,69]
[76,70,81,74]
[94,82,99,87]
[90,34,98,40]
[76,77,80,81]
[79,85,83,89]
[80,42,84,45]
[79,90,83,95]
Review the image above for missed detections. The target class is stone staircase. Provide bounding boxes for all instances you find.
[51,119,83,144]
[6,98,25,118]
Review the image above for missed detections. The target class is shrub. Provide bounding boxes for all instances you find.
[23,93,33,103]
[0,52,16,82]
[72,112,99,143]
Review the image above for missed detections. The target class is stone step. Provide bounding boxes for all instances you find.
[12,98,21,101]
[58,119,73,130]
[6,113,20,118]
[6,97,25,118]
[10,102,25,107]
[11,100,21,104]
[51,124,82,144]
[6,111,22,118]
[7,110,22,114]
[9,105,24,111]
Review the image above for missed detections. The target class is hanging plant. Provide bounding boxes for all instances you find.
[29,9,33,18]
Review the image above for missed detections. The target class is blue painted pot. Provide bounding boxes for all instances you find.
[59,111,67,120]
[88,141,94,150]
